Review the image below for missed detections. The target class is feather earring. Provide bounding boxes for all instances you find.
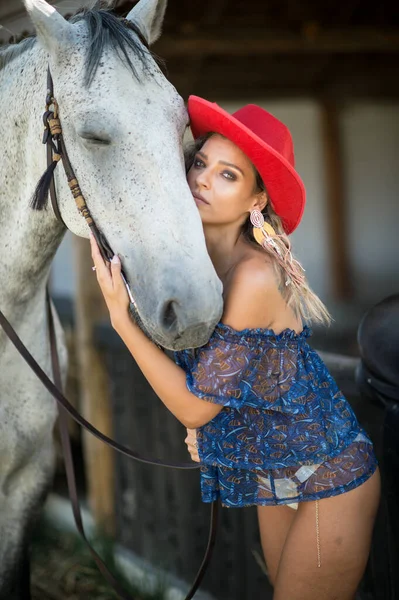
[250,209,306,288]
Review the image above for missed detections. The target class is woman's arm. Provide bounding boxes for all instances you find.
[89,234,222,429]
[113,311,222,428]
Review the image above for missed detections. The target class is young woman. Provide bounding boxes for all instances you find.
[90,96,380,599]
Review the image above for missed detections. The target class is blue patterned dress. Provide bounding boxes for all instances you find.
[174,323,378,509]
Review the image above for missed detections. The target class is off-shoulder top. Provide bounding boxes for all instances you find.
[174,323,378,508]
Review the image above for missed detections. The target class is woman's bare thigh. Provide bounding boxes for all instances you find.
[273,468,381,600]
[257,504,297,586]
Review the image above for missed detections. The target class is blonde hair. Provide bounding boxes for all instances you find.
[250,204,331,325]
[185,133,331,327]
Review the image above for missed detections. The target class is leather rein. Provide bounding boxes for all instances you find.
[0,53,218,599]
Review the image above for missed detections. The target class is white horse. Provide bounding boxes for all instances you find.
[0,0,223,597]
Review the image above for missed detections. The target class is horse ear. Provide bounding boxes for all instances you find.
[126,0,168,46]
[23,0,74,55]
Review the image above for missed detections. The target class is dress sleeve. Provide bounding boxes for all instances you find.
[174,326,255,409]
[174,323,314,415]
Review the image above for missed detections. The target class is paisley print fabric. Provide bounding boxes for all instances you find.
[174,323,378,507]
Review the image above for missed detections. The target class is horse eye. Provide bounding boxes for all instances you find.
[80,133,111,146]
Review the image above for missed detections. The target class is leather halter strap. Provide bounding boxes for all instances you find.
[43,67,198,469]
[44,66,115,264]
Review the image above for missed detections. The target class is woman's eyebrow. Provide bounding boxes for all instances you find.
[197,151,244,176]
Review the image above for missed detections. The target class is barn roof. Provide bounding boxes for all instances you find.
[1,0,398,98]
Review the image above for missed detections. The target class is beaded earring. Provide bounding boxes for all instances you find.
[250,209,280,253]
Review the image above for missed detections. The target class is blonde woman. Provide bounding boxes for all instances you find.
[90,96,380,599]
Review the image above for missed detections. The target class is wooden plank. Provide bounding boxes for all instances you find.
[73,236,115,535]
[319,98,352,300]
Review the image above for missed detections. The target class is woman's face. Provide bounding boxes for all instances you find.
[187,134,264,226]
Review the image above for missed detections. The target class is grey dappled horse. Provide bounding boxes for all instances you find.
[0,0,222,597]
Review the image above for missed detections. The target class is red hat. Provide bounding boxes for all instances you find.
[188,96,306,234]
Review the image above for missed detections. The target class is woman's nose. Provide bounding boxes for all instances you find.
[196,169,211,189]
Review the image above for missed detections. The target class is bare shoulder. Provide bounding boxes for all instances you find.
[222,253,282,331]
[231,253,277,290]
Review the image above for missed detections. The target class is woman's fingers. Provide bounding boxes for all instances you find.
[185,428,196,445]
[111,254,130,309]
[186,443,200,462]
[89,232,130,322]
[110,254,124,290]
[89,232,111,284]
[184,428,200,462]
[89,231,103,264]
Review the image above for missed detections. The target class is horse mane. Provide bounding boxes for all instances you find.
[0,5,164,212]
[1,6,158,84]
[69,7,157,86]
[0,37,36,70]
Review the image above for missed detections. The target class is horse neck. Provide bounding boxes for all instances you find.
[0,44,65,313]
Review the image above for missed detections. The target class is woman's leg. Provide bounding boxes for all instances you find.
[272,468,381,600]
[256,504,297,586]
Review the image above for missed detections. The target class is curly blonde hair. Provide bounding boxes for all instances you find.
[185,133,331,326]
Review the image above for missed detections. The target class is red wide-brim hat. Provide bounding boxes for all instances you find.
[188,96,306,234]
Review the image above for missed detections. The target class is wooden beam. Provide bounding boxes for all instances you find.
[319,98,352,300]
[171,66,399,102]
[155,29,399,57]
[73,236,115,535]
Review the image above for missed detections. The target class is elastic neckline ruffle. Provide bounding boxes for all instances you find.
[215,322,312,341]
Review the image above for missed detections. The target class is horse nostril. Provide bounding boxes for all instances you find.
[161,300,179,332]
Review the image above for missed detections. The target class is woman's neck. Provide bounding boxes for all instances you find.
[203,223,246,282]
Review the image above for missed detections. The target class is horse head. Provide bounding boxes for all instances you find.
[23,0,223,350]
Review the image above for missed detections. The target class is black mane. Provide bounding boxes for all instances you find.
[70,7,153,86]
[1,5,160,86]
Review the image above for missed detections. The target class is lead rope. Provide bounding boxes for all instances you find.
[46,290,136,600]
[46,290,220,599]
[0,296,219,598]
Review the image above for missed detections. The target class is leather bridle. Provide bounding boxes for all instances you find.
[0,37,218,599]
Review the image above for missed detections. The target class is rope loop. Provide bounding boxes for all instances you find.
[49,117,62,136]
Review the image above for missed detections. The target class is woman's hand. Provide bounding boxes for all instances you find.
[89,233,130,327]
[184,428,200,462]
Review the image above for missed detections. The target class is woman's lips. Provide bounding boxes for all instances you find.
[192,193,210,205]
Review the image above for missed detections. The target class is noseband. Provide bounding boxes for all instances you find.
[0,33,218,599]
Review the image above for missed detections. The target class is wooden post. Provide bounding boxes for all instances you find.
[320,97,352,300]
[73,235,115,535]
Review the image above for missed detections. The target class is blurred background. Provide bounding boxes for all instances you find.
[2,0,397,346]
[1,1,398,599]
